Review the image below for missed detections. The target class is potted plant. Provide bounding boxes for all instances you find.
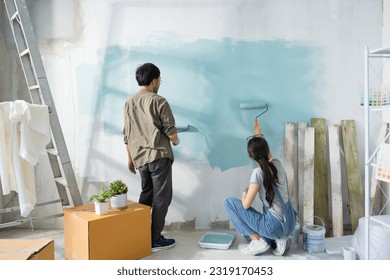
[88,184,111,215]
[108,179,128,210]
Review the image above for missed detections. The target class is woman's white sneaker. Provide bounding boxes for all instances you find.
[273,236,292,256]
[239,239,270,255]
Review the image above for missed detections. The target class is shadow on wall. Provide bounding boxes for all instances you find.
[76,38,324,186]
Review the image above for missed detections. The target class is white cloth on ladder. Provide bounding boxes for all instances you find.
[0,100,51,217]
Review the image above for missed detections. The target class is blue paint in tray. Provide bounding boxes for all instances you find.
[199,232,235,250]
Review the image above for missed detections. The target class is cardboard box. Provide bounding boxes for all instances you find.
[0,238,54,260]
[64,201,151,260]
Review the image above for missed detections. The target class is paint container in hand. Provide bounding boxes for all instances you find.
[303,216,326,252]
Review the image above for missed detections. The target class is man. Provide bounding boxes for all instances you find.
[123,63,179,252]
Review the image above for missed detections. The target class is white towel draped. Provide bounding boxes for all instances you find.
[0,100,51,217]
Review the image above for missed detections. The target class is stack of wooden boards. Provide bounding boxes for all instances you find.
[283,119,389,237]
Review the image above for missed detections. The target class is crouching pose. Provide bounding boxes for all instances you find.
[224,122,297,256]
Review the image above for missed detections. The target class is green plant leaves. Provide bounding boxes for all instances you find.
[88,184,111,203]
[108,179,128,195]
[88,180,128,202]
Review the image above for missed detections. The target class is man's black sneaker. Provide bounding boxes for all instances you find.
[152,236,175,252]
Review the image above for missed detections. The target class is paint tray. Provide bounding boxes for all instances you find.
[325,235,353,254]
[198,232,235,250]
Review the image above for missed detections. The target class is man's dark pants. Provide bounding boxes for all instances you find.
[138,158,172,242]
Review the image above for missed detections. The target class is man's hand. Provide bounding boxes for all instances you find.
[125,144,136,174]
[169,133,180,146]
[128,160,136,174]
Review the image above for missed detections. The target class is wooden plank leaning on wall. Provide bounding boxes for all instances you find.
[328,124,343,237]
[303,127,315,225]
[297,122,308,228]
[341,120,364,233]
[284,122,298,212]
[312,118,329,236]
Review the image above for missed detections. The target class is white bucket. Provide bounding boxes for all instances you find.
[303,216,326,252]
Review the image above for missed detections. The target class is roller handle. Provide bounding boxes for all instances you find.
[254,118,263,136]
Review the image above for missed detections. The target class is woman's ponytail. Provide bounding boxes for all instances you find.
[247,137,279,207]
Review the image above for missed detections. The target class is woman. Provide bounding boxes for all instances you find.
[224,123,297,256]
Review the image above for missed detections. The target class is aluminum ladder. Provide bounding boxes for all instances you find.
[0,0,83,228]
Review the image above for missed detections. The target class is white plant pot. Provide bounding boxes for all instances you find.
[94,201,109,215]
[110,193,128,210]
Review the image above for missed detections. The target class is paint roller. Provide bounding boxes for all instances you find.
[176,125,190,133]
[239,103,268,127]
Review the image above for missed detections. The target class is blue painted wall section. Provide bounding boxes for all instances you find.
[77,39,323,171]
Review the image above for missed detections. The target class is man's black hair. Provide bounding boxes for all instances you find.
[135,63,160,86]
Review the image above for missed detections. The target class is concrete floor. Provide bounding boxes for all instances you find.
[0,227,350,260]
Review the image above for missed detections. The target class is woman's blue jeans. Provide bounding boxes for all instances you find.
[224,196,296,244]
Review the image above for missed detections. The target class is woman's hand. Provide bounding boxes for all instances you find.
[254,119,263,136]
[241,183,260,209]
[242,188,248,201]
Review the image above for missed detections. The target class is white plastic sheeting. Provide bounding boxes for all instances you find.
[352,215,390,260]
